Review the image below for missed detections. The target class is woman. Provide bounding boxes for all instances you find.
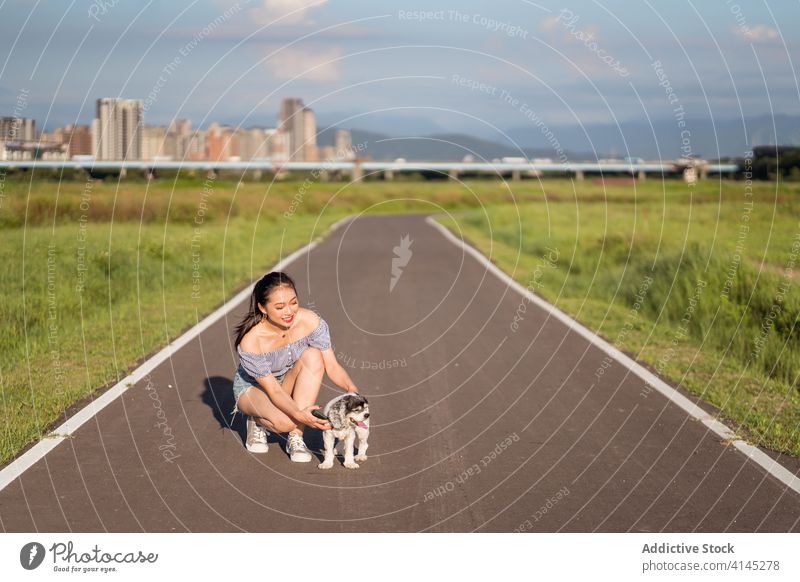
[231,271,359,461]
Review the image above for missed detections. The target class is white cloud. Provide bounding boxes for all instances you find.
[540,15,561,32]
[263,45,341,81]
[251,0,328,25]
[734,24,780,43]
[539,11,601,45]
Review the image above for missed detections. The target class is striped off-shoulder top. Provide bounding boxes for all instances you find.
[237,317,331,379]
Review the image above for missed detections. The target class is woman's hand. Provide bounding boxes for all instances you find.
[295,405,331,431]
[346,385,360,394]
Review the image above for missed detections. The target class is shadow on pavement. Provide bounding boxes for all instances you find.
[202,376,246,443]
[201,375,325,455]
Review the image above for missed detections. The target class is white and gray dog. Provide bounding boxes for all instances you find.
[318,393,370,469]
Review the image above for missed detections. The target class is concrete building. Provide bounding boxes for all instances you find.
[302,107,318,162]
[1,118,69,160]
[239,127,268,160]
[0,116,36,142]
[266,129,289,161]
[91,98,143,160]
[37,131,59,145]
[184,130,206,161]
[141,125,168,160]
[278,97,318,161]
[205,122,239,161]
[278,98,304,161]
[334,129,355,160]
[230,127,249,161]
[52,124,92,157]
[163,118,193,160]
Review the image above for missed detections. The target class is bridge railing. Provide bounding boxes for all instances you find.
[0,159,738,178]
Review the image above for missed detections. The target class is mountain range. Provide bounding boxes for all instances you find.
[318,114,800,161]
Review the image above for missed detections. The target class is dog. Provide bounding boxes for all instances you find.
[317,393,369,469]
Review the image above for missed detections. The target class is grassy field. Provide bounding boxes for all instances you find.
[1,174,799,463]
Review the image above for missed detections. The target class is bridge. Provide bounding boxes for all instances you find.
[0,158,738,182]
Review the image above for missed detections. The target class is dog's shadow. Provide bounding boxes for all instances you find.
[202,376,325,455]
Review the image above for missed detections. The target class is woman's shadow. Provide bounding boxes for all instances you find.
[201,376,324,455]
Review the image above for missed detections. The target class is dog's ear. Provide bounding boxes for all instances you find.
[344,393,368,412]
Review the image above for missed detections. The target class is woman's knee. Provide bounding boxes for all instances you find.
[238,389,296,432]
[253,406,296,433]
[270,417,297,433]
[299,347,324,374]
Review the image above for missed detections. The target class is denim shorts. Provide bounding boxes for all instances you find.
[231,365,288,417]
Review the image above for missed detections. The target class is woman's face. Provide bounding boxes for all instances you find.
[259,284,299,327]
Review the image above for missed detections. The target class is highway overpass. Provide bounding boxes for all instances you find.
[0,158,738,182]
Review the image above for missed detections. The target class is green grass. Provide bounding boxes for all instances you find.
[436,178,800,455]
[1,175,799,462]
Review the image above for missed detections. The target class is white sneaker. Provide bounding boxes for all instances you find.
[286,432,312,462]
[246,417,269,453]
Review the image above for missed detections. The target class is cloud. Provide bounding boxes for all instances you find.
[540,15,561,33]
[734,24,780,43]
[538,10,601,45]
[250,0,328,25]
[263,45,341,81]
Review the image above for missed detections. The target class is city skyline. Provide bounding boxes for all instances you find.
[0,96,359,163]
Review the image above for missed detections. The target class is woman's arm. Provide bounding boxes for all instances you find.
[255,375,331,430]
[321,349,359,393]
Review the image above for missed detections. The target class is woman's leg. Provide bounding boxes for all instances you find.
[235,387,296,433]
[280,347,325,436]
[234,347,324,436]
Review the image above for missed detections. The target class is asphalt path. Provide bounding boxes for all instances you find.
[2,213,799,532]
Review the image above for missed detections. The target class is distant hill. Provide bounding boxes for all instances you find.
[320,113,800,161]
[317,127,591,161]
[504,114,800,160]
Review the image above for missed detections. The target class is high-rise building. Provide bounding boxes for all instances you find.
[1,118,71,160]
[303,108,318,162]
[169,118,192,137]
[0,116,35,142]
[205,122,239,161]
[37,131,60,145]
[266,128,289,162]
[33,131,69,160]
[334,129,354,160]
[278,97,318,162]
[141,125,168,160]
[239,127,268,160]
[164,118,193,160]
[185,130,206,161]
[52,124,92,157]
[278,98,304,161]
[230,127,249,161]
[91,98,143,160]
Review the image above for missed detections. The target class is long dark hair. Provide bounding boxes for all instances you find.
[234,271,297,347]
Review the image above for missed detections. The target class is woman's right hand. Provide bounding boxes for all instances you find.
[296,406,331,431]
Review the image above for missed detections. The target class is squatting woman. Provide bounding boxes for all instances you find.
[231,271,359,461]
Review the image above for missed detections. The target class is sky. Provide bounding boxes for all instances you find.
[1,0,798,147]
